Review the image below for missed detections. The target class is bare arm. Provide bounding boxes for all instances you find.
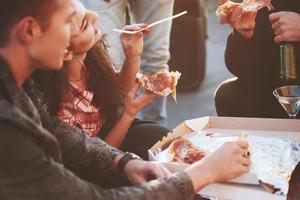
[104,112,134,148]
[118,55,140,94]
[117,24,151,94]
[185,141,251,192]
[104,83,156,148]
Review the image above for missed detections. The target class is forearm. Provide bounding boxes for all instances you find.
[105,172,195,200]
[50,119,124,184]
[6,160,195,200]
[104,113,134,148]
[118,56,140,94]
[184,163,212,192]
[1,115,195,200]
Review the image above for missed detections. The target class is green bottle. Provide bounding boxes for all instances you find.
[280,44,297,80]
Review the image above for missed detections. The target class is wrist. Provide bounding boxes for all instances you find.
[112,154,123,171]
[124,55,140,61]
[122,110,135,121]
[185,164,214,192]
[117,152,142,172]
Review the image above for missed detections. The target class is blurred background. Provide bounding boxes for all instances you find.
[166,0,233,128]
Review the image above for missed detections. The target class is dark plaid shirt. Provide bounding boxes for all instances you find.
[0,57,194,200]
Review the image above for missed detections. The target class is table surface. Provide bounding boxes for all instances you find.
[194,161,300,200]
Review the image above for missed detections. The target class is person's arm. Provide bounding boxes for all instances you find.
[223,8,271,80]
[117,24,150,94]
[26,80,123,184]
[50,118,125,184]
[103,112,134,148]
[118,55,140,94]
[104,83,156,148]
[225,30,258,78]
[0,121,195,200]
[218,1,273,80]
[184,140,250,192]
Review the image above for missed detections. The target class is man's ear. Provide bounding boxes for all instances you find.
[17,17,42,44]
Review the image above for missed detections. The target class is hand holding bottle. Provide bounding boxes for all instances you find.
[269,11,300,43]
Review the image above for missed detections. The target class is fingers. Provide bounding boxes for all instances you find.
[271,20,281,32]
[269,12,284,38]
[274,26,284,36]
[269,12,285,24]
[218,15,228,24]
[131,175,146,185]
[122,23,151,36]
[231,5,243,24]
[160,165,172,177]
[127,82,141,98]
[235,140,249,149]
[274,34,287,43]
[240,165,250,173]
[149,167,165,179]
[238,155,251,166]
[148,163,170,179]
[141,28,152,35]
[135,92,156,107]
[123,23,147,31]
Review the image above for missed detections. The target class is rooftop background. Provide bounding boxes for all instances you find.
[166,1,233,129]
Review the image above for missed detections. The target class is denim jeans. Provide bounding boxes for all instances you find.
[80,0,174,124]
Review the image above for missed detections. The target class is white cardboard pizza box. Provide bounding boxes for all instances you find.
[148,116,300,200]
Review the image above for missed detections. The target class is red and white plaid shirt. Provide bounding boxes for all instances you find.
[57,83,104,137]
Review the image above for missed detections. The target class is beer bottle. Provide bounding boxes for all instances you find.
[280,43,297,80]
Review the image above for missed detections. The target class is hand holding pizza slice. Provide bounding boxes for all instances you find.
[216,0,274,38]
[137,71,181,102]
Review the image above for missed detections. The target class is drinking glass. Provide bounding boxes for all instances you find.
[273,85,300,119]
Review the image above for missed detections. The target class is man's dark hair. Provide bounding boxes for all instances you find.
[0,0,59,47]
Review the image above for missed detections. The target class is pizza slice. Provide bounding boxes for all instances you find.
[138,71,181,102]
[216,0,274,17]
[168,138,207,164]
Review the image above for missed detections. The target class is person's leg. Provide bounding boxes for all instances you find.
[214,77,265,117]
[80,0,127,70]
[215,77,290,118]
[128,0,174,124]
[120,119,170,160]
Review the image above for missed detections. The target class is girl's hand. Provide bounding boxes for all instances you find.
[120,24,151,58]
[123,82,156,119]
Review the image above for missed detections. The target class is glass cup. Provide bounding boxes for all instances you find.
[273,85,300,119]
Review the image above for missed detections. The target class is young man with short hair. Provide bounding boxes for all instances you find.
[0,0,250,199]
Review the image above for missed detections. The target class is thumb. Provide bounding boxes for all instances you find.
[128,82,141,98]
[269,12,283,24]
[148,166,166,179]
[136,92,156,105]
[131,175,146,185]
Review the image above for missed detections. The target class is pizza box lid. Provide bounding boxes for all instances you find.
[148,116,300,200]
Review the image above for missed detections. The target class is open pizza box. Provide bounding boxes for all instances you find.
[148,116,300,200]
